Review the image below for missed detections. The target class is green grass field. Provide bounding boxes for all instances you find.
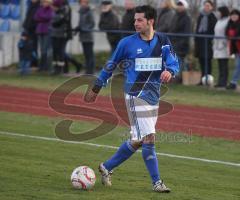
[0,111,240,200]
[1,57,240,200]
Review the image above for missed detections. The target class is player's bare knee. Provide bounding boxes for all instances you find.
[142,134,155,144]
[130,140,143,150]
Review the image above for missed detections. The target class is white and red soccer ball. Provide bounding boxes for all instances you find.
[71,166,96,190]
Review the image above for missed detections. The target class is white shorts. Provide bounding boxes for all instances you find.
[125,94,159,141]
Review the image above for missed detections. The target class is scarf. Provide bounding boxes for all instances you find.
[198,11,211,33]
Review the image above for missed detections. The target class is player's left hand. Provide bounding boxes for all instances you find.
[160,70,172,83]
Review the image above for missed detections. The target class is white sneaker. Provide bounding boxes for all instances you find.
[98,163,113,187]
[153,180,171,193]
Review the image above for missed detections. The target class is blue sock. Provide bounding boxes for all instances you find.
[103,141,136,171]
[142,143,160,184]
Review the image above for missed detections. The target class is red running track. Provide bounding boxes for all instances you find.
[0,85,239,141]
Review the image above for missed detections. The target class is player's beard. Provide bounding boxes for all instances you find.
[139,23,152,38]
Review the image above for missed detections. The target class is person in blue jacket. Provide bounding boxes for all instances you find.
[18,32,36,75]
[85,5,179,193]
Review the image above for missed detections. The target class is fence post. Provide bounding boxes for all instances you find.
[204,36,208,84]
[20,0,25,32]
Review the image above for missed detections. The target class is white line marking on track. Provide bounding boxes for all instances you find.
[0,130,240,167]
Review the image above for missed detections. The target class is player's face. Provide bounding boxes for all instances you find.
[134,13,152,33]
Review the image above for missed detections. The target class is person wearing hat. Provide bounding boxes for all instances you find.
[34,0,54,72]
[99,0,121,53]
[169,0,191,83]
[226,9,240,90]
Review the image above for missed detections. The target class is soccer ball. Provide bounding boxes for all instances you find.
[202,74,214,86]
[71,166,96,190]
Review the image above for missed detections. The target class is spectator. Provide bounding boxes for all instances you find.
[34,0,53,72]
[62,0,83,75]
[213,6,230,88]
[226,9,240,90]
[156,0,176,33]
[23,0,40,68]
[121,0,135,37]
[170,0,191,83]
[18,32,36,75]
[51,0,70,75]
[99,0,120,53]
[195,0,217,84]
[75,0,95,75]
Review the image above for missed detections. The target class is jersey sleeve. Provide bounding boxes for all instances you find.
[162,36,179,76]
[95,38,126,88]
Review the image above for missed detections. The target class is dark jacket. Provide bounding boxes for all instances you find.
[121,8,135,37]
[99,10,121,44]
[51,5,70,38]
[77,6,95,43]
[18,38,35,61]
[23,1,40,35]
[65,4,72,40]
[194,12,217,58]
[226,20,240,55]
[170,11,191,57]
[156,8,176,32]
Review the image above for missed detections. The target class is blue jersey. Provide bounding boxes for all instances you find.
[95,32,179,105]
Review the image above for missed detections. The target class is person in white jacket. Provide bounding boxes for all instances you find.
[213,6,230,88]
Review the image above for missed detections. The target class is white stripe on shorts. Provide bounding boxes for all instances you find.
[125,94,159,141]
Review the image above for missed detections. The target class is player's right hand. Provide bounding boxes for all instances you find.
[84,88,98,103]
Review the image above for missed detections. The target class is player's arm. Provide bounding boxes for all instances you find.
[84,39,126,102]
[160,39,179,83]
[84,67,113,103]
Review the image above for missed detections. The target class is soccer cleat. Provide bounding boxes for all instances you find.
[153,180,171,193]
[98,163,113,187]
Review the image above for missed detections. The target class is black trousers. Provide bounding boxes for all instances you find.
[29,33,38,67]
[63,53,82,74]
[81,42,95,74]
[52,37,67,74]
[199,57,212,77]
[217,58,228,86]
[52,37,67,64]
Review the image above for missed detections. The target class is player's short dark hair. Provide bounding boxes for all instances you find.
[135,5,157,26]
[217,6,229,18]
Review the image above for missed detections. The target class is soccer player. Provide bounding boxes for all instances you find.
[85,5,179,192]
